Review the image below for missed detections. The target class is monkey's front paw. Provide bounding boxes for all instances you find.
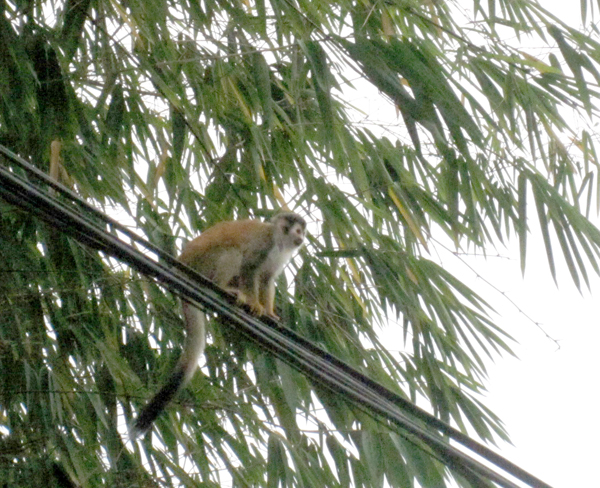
[263,309,280,321]
[247,300,265,316]
[226,288,247,304]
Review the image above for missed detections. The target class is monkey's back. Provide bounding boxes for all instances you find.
[178,219,274,286]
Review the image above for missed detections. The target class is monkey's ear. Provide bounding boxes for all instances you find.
[275,220,290,236]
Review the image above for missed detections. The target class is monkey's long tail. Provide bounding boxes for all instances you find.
[131,302,206,437]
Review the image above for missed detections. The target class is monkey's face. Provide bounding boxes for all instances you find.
[274,213,306,249]
[288,221,305,247]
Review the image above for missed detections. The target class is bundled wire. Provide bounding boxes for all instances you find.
[0,144,552,488]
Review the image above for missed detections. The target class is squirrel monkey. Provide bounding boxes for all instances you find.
[132,212,306,435]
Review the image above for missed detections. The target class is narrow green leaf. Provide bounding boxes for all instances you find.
[517,172,528,274]
[548,25,592,113]
[171,106,186,165]
[61,0,92,58]
[267,434,286,488]
[531,179,557,282]
[251,51,274,128]
[326,436,351,486]
[105,84,125,143]
[553,217,581,287]
[302,40,335,148]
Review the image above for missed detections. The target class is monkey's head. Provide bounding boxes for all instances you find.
[272,212,306,249]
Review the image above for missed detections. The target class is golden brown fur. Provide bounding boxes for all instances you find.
[132,213,306,435]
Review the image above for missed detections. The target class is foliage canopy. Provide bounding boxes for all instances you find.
[1,0,600,486]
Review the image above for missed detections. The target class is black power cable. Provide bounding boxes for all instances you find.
[0,148,553,488]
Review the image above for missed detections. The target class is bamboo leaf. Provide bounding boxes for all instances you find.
[302,40,336,148]
[548,25,592,113]
[531,178,557,282]
[389,185,428,249]
[517,172,528,273]
[171,106,186,165]
[251,51,274,128]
